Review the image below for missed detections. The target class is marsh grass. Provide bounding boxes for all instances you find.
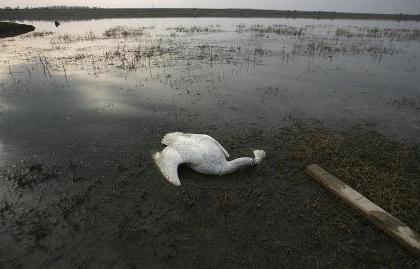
[6,22,415,98]
[23,31,54,38]
[18,23,417,80]
[166,25,222,34]
[233,24,409,62]
[291,39,396,61]
[103,26,153,38]
[50,31,97,44]
[48,26,153,45]
[237,24,306,37]
[293,126,420,230]
[103,43,173,70]
[335,27,420,41]
[99,39,258,71]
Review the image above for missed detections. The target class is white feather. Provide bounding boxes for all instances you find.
[154,132,266,186]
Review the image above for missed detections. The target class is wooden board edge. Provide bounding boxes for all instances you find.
[305,164,420,256]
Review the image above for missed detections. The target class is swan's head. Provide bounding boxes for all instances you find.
[253,150,266,164]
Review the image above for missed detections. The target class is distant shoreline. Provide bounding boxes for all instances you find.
[1,8,420,21]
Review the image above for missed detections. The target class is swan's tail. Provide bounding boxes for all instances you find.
[253,150,266,164]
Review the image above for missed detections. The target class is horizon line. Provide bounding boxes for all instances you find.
[1,7,419,16]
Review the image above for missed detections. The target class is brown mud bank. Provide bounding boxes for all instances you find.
[0,21,35,38]
[0,123,419,268]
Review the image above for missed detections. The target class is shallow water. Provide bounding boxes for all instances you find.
[0,18,420,163]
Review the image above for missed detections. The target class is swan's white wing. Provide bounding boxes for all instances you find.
[198,135,230,158]
[153,146,184,186]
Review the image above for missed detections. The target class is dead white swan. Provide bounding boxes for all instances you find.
[153,132,266,186]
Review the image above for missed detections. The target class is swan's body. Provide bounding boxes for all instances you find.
[153,132,266,186]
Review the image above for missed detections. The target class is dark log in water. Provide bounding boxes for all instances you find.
[0,21,35,38]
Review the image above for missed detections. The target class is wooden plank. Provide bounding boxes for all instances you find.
[305,164,420,256]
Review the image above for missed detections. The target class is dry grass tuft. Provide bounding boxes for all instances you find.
[293,127,420,230]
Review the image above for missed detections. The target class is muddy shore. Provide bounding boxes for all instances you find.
[0,122,419,268]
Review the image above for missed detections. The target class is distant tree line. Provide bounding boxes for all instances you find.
[0,8,418,21]
[2,6,99,9]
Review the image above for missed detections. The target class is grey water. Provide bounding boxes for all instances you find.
[0,18,419,163]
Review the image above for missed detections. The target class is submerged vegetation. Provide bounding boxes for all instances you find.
[16,23,416,68]
[291,39,396,62]
[50,31,97,44]
[20,22,416,77]
[103,26,154,38]
[237,24,306,37]
[103,44,173,70]
[335,27,420,41]
[166,25,222,34]
[24,31,54,38]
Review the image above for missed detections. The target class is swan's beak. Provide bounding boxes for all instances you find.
[252,150,266,164]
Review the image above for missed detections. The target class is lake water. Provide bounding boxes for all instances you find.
[0,18,420,163]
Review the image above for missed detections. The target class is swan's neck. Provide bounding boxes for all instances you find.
[220,157,255,175]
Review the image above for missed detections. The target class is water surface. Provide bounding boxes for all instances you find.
[0,18,419,163]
